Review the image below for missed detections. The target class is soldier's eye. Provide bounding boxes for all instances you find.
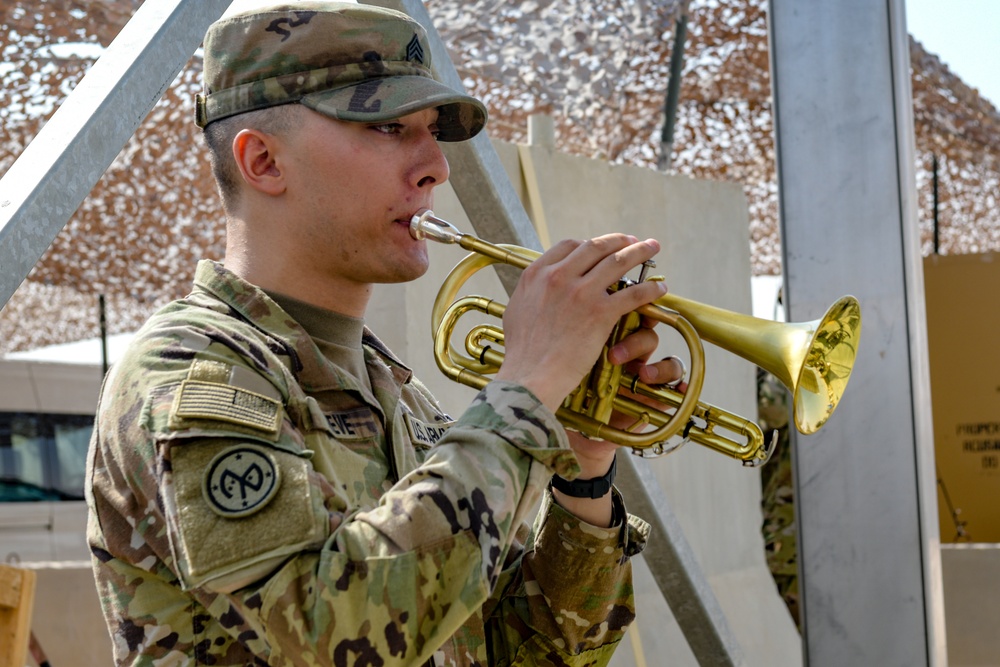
[370,123,402,135]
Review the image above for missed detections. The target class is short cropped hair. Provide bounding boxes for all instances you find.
[202,104,298,211]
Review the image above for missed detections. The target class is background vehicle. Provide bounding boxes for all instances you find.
[0,359,102,562]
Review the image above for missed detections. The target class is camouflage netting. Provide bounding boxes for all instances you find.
[910,39,1000,254]
[427,0,1000,271]
[2,0,998,350]
[1,0,219,346]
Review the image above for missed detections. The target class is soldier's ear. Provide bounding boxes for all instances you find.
[232,128,286,197]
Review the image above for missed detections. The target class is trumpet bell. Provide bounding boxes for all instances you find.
[651,292,862,436]
[789,296,862,434]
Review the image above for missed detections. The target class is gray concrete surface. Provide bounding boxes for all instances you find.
[941,544,1000,667]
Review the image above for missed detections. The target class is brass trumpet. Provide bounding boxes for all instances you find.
[410,210,862,466]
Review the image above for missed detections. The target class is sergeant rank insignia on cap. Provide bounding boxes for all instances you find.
[406,33,425,64]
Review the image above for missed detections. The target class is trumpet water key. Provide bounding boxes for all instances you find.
[409,209,862,466]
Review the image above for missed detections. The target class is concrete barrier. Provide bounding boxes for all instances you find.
[942,544,1000,667]
[22,561,112,666]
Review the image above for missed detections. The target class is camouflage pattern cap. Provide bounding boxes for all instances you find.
[196,1,487,141]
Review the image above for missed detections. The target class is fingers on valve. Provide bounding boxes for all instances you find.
[662,355,687,388]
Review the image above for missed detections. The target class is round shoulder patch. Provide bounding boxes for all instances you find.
[203,444,281,518]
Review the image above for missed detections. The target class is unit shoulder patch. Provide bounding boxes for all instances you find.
[203,444,281,518]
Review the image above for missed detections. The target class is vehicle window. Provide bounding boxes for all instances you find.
[1,414,49,501]
[53,417,92,500]
[0,412,93,502]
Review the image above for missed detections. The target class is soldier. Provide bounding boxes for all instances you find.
[86,2,683,665]
[757,368,799,627]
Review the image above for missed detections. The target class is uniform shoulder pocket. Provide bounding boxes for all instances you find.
[157,361,328,592]
[165,433,328,592]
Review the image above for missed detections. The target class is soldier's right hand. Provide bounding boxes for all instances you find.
[494,233,667,411]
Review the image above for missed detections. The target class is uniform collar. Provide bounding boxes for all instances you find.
[191,260,413,391]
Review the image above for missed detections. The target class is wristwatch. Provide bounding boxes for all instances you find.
[551,454,617,499]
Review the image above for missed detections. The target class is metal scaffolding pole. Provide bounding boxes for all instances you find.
[0,0,233,309]
[767,0,946,664]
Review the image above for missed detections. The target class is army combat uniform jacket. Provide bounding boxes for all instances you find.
[87,260,648,666]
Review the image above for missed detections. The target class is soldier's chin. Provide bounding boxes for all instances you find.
[383,259,429,284]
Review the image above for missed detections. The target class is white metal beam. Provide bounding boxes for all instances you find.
[0,0,232,309]
[767,0,946,663]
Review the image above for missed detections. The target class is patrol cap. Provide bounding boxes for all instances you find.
[195,1,487,141]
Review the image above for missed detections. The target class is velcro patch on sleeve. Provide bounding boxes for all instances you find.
[169,439,326,590]
[171,380,282,438]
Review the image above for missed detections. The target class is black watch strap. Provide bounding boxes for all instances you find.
[551,454,617,499]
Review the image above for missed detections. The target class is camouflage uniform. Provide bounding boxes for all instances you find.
[87,261,649,665]
[757,368,798,629]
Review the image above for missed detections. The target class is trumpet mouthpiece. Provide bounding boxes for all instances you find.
[409,210,463,244]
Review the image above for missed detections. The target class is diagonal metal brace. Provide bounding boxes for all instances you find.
[617,455,747,666]
[0,0,233,310]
